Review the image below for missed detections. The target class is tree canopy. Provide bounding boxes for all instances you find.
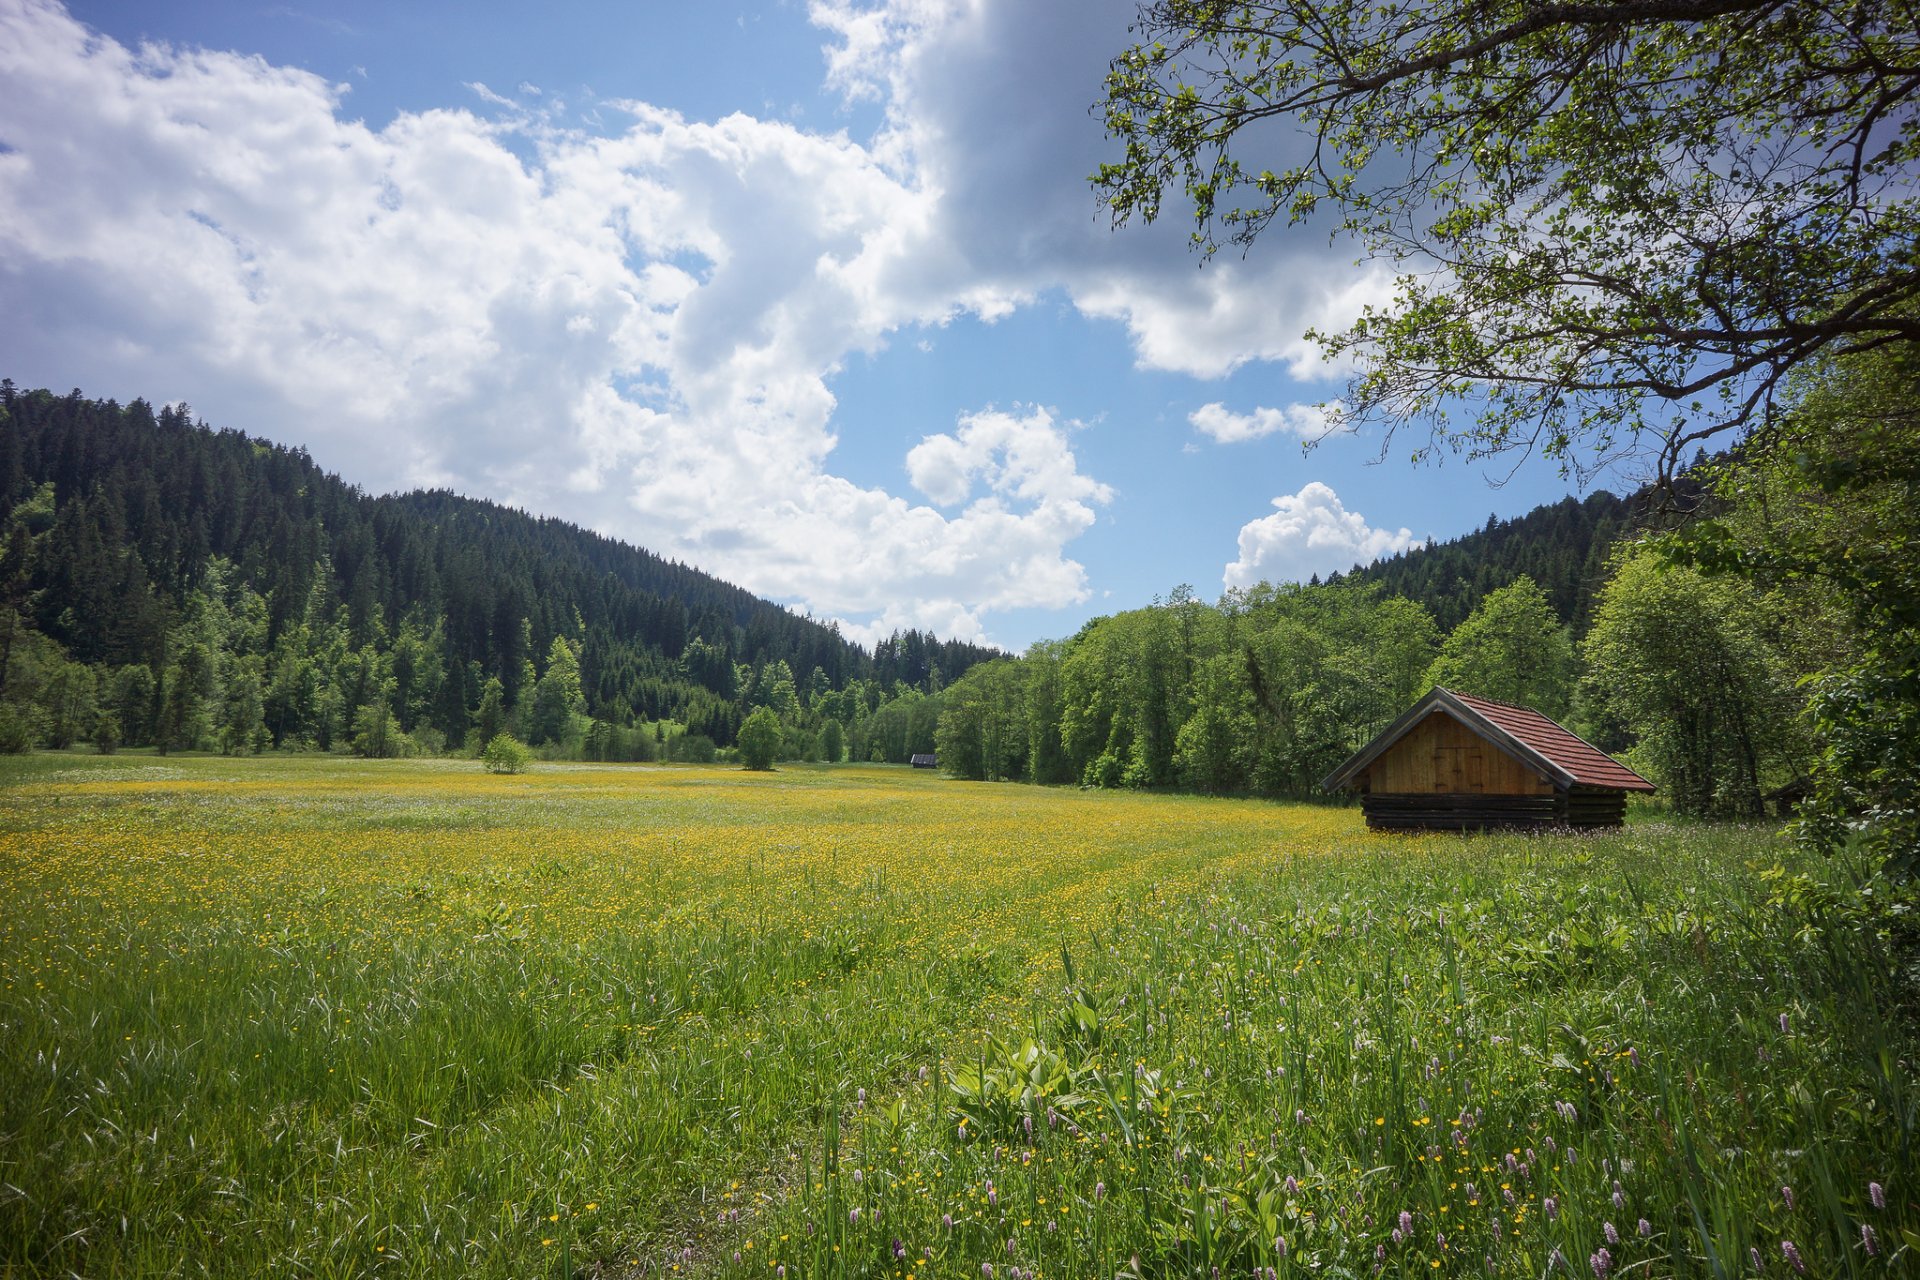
[1098,0,1920,482]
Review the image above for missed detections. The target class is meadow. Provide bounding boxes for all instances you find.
[0,756,1912,1279]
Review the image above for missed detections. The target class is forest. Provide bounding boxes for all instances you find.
[0,381,990,766]
[934,346,1917,873]
[2,339,1914,877]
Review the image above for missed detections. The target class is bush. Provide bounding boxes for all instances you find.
[669,732,717,764]
[737,707,781,771]
[480,733,531,774]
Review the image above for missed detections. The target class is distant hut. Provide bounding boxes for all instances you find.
[910,753,938,769]
[1321,687,1655,831]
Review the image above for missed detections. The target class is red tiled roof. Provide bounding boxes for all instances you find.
[1448,690,1656,792]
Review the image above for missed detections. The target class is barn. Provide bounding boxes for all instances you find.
[1320,687,1655,831]
[910,753,938,769]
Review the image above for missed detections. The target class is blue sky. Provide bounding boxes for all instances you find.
[0,0,1638,651]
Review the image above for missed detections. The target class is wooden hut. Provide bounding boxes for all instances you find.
[910,753,938,769]
[1321,688,1655,831]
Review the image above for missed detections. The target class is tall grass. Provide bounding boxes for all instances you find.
[0,754,1911,1278]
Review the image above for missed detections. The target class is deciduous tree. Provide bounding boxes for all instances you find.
[1098,0,1920,482]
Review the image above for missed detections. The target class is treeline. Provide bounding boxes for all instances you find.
[937,348,1914,858]
[936,561,1806,816]
[0,381,994,759]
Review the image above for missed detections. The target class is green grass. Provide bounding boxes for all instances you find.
[0,754,1912,1278]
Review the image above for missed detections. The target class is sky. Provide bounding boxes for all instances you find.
[0,0,1642,651]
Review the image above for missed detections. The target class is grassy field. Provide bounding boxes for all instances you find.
[0,755,1912,1279]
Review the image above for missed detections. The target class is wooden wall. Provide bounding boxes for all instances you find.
[1358,711,1554,796]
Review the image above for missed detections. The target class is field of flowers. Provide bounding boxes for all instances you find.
[0,754,1912,1279]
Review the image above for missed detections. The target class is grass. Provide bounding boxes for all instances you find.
[0,754,1912,1279]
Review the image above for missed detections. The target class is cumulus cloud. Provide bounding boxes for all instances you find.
[0,0,1381,643]
[810,0,1387,379]
[1189,400,1346,444]
[1223,482,1420,590]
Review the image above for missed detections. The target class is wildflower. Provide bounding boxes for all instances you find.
[918,1066,928,1081]
[1567,1148,1578,1167]
[857,1088,867,1105]
[733,1253,742,1265]
[982,1265,993,1279]
[851,1169,863,1185]
[893,1239,906,1260]
[1007,1238,1016,1256]
[1749,1247,1763,1272]
[778,1268,787,1278]
[1375,1244,1387,1262]
[1870,1181,1886,1210]
[1590,1248,1613,1278]
[989,1187,998,1208]
[850,1209,860,1225]
[1399,1211,1414,1235]
[1023,1113,1033,1137]
[1781,1241,1805,1274]
[1391,1228,1404,1246]
[1603,1221,1619,1246]
[1284,1175,1298,1195]
[1549,1247,1566,1272]
[1544,1197,1559,1220]
[1778,1013,1789,1034]
[1638,1219,1652,1238]
[1781,1185,1794,1211]
[1613,1182,1625,1210]
[1862,1224,1879,1257]
[943,1214,954,1230]
[1093,1182,1105,1202]
[1275,1237,1288,1259]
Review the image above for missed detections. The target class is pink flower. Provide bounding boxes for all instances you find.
[1870,1181,1886,1210]
[1781,1240,1805,1274]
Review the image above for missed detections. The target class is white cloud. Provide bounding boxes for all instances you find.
[1223,482,1421,590]
[809,0,1387,379]
[0,0,1383,644]
[1189,399,1346,444]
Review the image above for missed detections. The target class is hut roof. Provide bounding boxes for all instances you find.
[1321,687,1656,794]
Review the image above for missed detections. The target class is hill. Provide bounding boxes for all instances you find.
[0,380,995,754]
[1344,489,1645,633]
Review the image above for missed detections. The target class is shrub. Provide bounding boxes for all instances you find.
[480,733,531,774]
[737,707,781,771]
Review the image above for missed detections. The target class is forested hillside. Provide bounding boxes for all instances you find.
[1348,490,1641,633]
[0,381,994,759]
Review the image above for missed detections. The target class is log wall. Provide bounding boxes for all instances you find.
[1361,786,1630,831]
